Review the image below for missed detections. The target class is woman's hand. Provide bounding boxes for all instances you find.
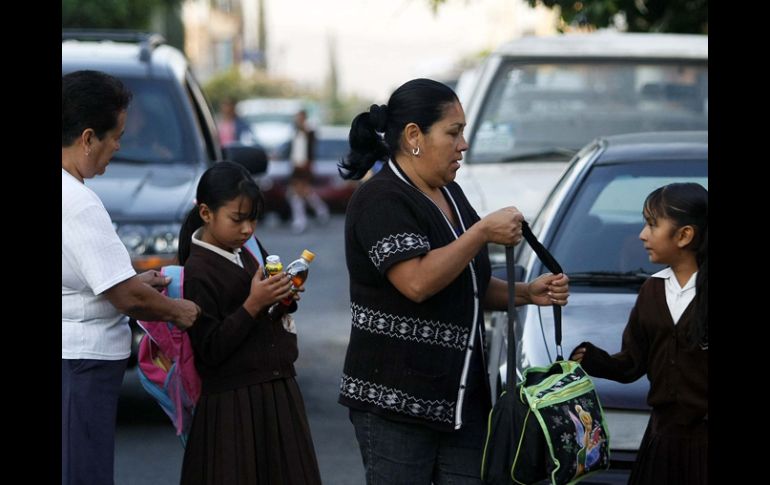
[136,270,172,291]
[527,272,570,306]
[478,207,524,246]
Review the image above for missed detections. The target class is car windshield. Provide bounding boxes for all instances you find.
[469,61,708,163]
[114,78,195,164]
[548,159,708,278]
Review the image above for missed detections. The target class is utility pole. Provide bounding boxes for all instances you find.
[257,0,267,70]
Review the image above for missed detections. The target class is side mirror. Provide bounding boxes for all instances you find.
[222,142,268,175]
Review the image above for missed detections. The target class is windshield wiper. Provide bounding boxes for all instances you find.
[568,270,651,286]
[500,147,577,163]
[110,155,151,164]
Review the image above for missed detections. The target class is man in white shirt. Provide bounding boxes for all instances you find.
[62,70,200,485]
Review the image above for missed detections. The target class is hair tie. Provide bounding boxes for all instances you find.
[369,104,388,133]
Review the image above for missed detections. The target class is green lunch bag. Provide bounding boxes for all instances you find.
[481,222,610,485]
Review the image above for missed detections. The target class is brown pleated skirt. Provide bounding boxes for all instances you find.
[180,377,322,485]
[629,409,708,485]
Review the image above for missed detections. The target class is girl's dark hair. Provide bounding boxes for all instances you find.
[178,161,264,264]
[62,70,133,147]
[644,182,708,349]
[338,78,459,180]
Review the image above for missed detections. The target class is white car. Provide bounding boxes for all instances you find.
[456,32,708,263]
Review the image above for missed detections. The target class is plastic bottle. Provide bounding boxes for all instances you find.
[285,249,315,294]
[264,255,283,278]
[268,249,315,316]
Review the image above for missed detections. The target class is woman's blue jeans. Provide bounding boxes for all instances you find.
[349,408,486,485]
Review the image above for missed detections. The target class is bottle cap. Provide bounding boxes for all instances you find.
[266,255,282,264]
[301,249,316,262]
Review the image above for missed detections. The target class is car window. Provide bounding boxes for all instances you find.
[469,62,708,164]
[116,78,195,164]
[316,138,349,160]
[549,159,708,275]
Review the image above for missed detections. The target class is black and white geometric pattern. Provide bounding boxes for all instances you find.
[340,374,455,424]
[368,232,430,269]
[351,303,469,350]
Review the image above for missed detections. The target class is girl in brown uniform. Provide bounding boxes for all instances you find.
[178,161,322,485]
[571,182,708,485]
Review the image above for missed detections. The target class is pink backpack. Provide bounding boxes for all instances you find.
[136,237,264,446]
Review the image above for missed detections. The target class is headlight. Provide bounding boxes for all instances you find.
[117,223,181,256]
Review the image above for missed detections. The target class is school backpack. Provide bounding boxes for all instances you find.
[136,237,264,447]
[481,222,610,485]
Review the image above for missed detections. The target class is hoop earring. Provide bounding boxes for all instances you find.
[412,146,420,157]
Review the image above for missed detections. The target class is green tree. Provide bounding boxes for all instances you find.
[428,0,707,34]
[62,0,185,48]
[528,0,707,33]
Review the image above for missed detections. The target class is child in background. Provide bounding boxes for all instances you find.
[570,182,708,485]
[178,161,322,485]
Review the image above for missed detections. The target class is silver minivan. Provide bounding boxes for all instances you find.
[457,32,707,262]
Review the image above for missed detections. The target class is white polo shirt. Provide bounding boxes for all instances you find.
[62,169,136,360]
[651,267,698,325]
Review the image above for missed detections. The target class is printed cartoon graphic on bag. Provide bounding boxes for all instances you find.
[136,265,200,447]
[481,222,610,485]
[513,361,610,484]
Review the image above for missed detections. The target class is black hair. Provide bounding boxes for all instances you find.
[178,161,264,264]
[643,182,708,349]
[62,70,133,147]
[338,78,459,180]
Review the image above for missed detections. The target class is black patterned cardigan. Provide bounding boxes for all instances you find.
[338,160,491,432]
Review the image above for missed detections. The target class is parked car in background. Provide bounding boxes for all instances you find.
[260,125,358,218]
[236,97,321,153]
[457,32,708,263]
[62,30,267,365]
[485,132,708,474]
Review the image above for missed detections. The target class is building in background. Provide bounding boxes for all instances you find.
[179,0,558,97]
[183,0,244,81]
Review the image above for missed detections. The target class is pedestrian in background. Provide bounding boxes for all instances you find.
[571,182,708,485]
[217,97,255,146]
[287,109,330,233]
[177,161,322,485]
[337,78,570,484]
[62,70,200,485]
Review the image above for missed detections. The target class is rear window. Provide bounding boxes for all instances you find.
[116,78,196,164]
[469,61,708,164]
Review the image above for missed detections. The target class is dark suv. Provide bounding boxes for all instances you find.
[62,31,267,365]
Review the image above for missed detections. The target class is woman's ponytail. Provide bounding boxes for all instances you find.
[338,104,390,180]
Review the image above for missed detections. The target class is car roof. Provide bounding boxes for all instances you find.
[61,38,188,81]
[596,131,708,163]
[494,32,707,60]
[237,98,307,115]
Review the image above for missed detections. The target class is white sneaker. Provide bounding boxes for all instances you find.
[291,219,307,234]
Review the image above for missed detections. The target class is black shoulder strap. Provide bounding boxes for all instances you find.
[505,221,565,392]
